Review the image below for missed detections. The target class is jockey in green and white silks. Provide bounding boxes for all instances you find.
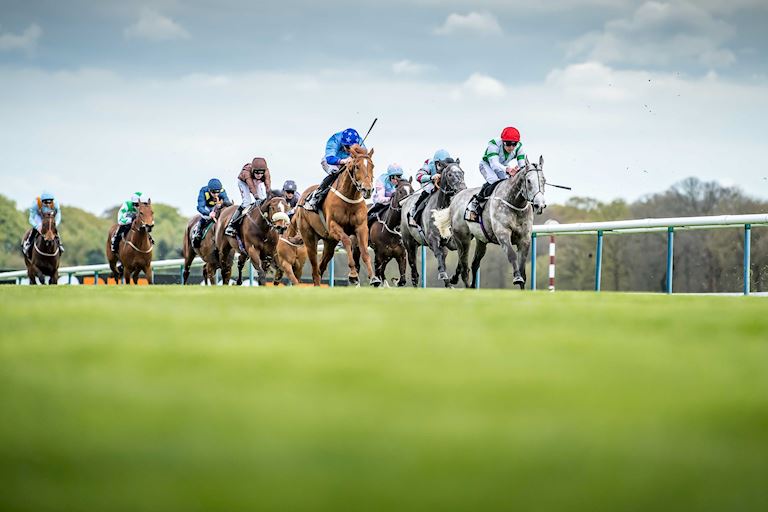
[111,192,150,253]
[22,191,64,257]
[467,127,527,217]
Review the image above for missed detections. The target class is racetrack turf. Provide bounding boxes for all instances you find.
[1,287,767,511]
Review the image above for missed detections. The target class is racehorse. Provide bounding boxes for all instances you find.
[352,178,413,287]
[182,203,225,285]
[296,144,380,286]
[399,160,466,287]
[433,156,547,289]
[215,196,290,286]
[22,211,61,285]
[106,200,154,284]
[274,214,308,286]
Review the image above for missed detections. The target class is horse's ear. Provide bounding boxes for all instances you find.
[409,176,413,184]
[456,157,460,165]
[147,198,152,205]
[369,147,374,157]
[524,156,530,167]
[539,155,544,167]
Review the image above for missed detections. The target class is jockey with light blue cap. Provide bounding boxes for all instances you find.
[368,163,405,222]
[304,128,366,211]
[408,149,453,227]
[23,191,64,257]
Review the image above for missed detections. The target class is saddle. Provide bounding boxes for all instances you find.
[464,181,503,223]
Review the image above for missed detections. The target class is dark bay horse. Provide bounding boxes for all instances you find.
[182,203,224,285]
[23,211,61,285]
[215,196,289,285]
[434,156,547,289]
[399,161,466,287]
[274,214,308,286]
[353,178,414,287]
[296,144,380,286]
[106,200,155,284]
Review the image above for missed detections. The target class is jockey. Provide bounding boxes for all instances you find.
[466,127,527,220]
[193,178,232,248]
[225,157,271,237]
[304,128,365,211]
[282,180,299,208]
[408,149,452,227]
[369,163,404,222]
[111,192,149,254]
[23,191,63,257]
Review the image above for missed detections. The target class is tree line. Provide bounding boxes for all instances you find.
[1,177,765,291]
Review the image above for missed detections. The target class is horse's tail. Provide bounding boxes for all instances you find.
[432,208,452,239]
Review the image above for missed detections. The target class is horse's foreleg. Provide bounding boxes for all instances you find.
[516,237,531,290]
[27,265,37,285]
[395,248,407,287]
[354,224,379,286]
[453,235,471,288]
[405,240,419,287]
[470,241,488,289]
[246,246,263,286]
[428,235,450,285]
[236,252,248,286]
[497,229,523,288]
[219,246,233,285]
[144,264,153,285]
[303,233,321,287]
[182,249,195,285]
[50,269,59,285]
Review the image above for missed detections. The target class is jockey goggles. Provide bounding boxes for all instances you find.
[503,140,517,147]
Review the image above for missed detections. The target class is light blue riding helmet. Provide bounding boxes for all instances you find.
[40,191,55,201]
[386,164,404,177]
[433,149,451,162]
[208,178,223,191]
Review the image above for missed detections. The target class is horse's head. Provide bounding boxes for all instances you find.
[137,200,155,232]
[347,144,375,199]
[439,160,467,197]
[265,196,290,235]
[520,156,547,214]
[392,178,413,208]
[41,211,57,242]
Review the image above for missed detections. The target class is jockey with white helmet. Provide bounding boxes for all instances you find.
[22,191,64,257]
[111,192,150,253]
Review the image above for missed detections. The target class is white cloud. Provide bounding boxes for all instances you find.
[0,24,42,52]
[462,73,506,98]
[392,59,429,75]
[124,9,190,41]
[434,11,502,36]
[567,1,737,69]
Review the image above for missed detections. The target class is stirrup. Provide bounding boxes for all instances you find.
[225,226,237,236]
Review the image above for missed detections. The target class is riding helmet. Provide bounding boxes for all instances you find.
[501,127,521,143]
[40,191,55,201]
[386,164,404,177]
[283,180,297,192]
[341,128,361,146]
[208,178,223,191]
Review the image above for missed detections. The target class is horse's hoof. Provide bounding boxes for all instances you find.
[450,274,459,285]
[370,276,382,287]
[397,280,406,287]
[437,272,449,281]
[349,276,359,285]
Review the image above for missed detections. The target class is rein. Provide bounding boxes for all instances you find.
[330,153,372,203]
[376,213,402,238]
[125,212,153,254]
[34,238,60,257]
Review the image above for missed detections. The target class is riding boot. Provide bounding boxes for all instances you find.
[409,191,427,227]
[111,226,125,254]
[306,171,340,211]
[22,230,37,258]
[55,234,65,252]
[225,205,245,237]
[192,218,207,248]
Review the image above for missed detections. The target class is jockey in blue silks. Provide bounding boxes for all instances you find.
[23,191,64,257]
[192,178,232,248]
[304,128,366,211]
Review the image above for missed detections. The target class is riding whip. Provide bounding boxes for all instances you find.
[362,118,378,144]
[548,183,572,190]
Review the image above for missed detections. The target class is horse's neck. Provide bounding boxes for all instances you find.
[436,189,452,209]
[384,202,402,228]
[500,174,527,208]
[128,220,148,243]
[334,167,361,199]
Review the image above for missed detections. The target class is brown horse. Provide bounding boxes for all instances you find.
[274,214,308,286]
[182,203,225,285]
[296,145,379,286]
[106,200,155,284]
[353,178,414,287]
[23,211,61,285]
[215,196,290,285]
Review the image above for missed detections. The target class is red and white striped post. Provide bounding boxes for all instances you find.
[544,219,559,292]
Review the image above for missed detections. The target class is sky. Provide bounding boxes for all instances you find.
[1,0,767,216]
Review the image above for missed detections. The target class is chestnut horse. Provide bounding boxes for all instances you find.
[353,178,414,287]
[215,196,289,285]
[296,145,380,286]
[106,200,154,284]
[274,214,307,286]
[182,203,225,285]
[23,211,61,285]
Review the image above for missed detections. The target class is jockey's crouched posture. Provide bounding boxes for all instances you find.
[225,157,271,237]
[408,149,453,227]
[193,178,232,248]
[111,192,152,254]
[303,128,365,211]
[22,192,64,257]
[368,163,404,224]
[466,126,527,221]
[282,180,299,217]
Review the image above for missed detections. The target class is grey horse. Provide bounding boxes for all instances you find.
[399,161,467,287]
[433,156,547,289]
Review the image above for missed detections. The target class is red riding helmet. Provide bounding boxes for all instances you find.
[501,127,521,142]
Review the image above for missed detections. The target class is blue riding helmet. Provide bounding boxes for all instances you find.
[341,128,361,147]
[40,191,55,201]
[433,149,451,163]
[282,180,297,192]
[208,178,223,191]
[386,164,404,177]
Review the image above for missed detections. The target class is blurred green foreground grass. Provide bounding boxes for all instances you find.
[1,287,767,512]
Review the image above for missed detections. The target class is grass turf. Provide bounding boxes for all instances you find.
[1,287,767,512]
